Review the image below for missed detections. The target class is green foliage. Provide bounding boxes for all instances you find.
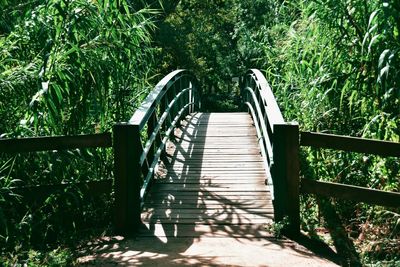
[246,1,400,263]
[0,1,156,265]
[2,247,74,266]
[0,0,156,137]
[265,216,290,239]
[153,0,240,103]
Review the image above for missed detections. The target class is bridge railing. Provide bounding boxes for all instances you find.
[241,69,400,235]
[300,132,400,207]
[0,133,113,205]
[241,69,300,233]
[113,69,200,235]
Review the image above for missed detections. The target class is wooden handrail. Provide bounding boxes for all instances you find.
[249,69,284,127]
[113,70,200,235]
[300,131,400,157]
[129,70,197,130]
[244,87,273,163]
[241,69,300,234]
[301,178,400,207]
[242,69,285,167]
[0,133,112,153]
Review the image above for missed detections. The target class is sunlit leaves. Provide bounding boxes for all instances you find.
[0,0,156,137]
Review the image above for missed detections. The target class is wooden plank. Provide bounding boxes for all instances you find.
[154,188,269,194]
[142,212,273,221]
[169,156,263,161]
[172,147,260,151]
[300,131,400,157]
[179,128,256,131]
[144,202,272,208]
[301,178,400,207]
[165,168,265,172]
[168,144,260,149]
[154,179,265,183]
[181,122,254,127]
[156,182,267,186]
[172,151,261,155]
[144,202,273,208]
[181,127,254,131]
[144,197,272,203]
[175,133,256,137]
[154,182,266,187]
[140,217,272,224]
[162,171,266,175]
[168,162,264,167]
[175,136,257,140]
[147,191,271,196]
[0,133,112,153]
[155,175,267,180]
[143,208,274,214]
[145,197,272,203]
[168,152,260,157]
[137,223,273,238]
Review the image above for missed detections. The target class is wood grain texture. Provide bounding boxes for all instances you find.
[141,112,273,239]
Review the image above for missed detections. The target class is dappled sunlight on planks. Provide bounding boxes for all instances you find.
[77,113,339,266]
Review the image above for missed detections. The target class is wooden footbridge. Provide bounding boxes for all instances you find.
[113,69,301,237]
[2,69,400,266]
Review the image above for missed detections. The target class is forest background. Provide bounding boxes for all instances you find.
[0,0,399,265]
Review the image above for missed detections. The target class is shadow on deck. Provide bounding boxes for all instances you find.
[78,113,340,266]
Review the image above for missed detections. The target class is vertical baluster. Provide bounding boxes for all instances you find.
[189,80,193,114]
[177,76,184,127]
[147,111,157,169]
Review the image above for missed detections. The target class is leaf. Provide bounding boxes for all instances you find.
[361,31,369,54]
[378,49,390,68]
[368,10,379,30]
[378,65,390,82]
[368,34,380,54]
[121,1,131,16]
[368,24,378,34]
[52,83,63,104]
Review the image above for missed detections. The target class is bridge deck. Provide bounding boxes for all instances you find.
[78,113,338,266]
[141,112,274,237]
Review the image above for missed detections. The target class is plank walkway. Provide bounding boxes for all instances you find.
[141,112,273,234]
[78,113,338,266]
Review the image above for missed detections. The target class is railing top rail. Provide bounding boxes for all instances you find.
[0,133,112,153]
[129,69,195,130]
[247,69,284,125]
[300,131,400,157]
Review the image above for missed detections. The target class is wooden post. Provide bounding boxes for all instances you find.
[272,122,300,235]
[113,123,142,236]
